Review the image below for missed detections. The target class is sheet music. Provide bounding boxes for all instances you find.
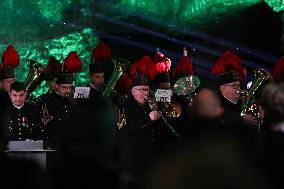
[74,87,90,98]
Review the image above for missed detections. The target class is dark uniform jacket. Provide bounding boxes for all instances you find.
[88,84,103,100]
[5,102,43,141]
[158,94,186,150]
[0,90,10,101]
[39,92,73,149]
[0,90,10,117]
[157,107,183,153]
[221,97,243,125]
[118,95,160,170]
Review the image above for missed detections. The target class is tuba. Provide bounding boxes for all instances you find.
[102,58,123,97]
[24,59,48,103]
[173,75,200,96]
[173,75,200,105]
[240,68,272,122]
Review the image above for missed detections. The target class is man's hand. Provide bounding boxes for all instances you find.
[242,105,264,127]
[149,111,161,121]
[242,114,259,126]
[242,112,264,127]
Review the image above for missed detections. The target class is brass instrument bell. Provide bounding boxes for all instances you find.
[102,58,123,97]
[149,89,181,119]
[241,68,272,116]
[160,101,182,119]
[173,75,200,96]
[24,59,48,93]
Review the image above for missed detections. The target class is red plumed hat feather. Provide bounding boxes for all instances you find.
[153,50,171,73]
[211,50,246,81]
[47,56,61,73]
[172,47,193,77]
[114,74,132,95]
[130,56,156,80]
[63,51,82,73]
[272,56,284,82]
[90,42,112,63]
[2,45,19,68]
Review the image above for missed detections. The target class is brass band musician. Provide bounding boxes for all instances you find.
[88,42,112,100]
[152,50,183,147]
[41,56,62,96]
[5,81,43,141]
[40,51,81,149]
[0,45,19,115]
[117,55,161,187]
[211,50,264,128]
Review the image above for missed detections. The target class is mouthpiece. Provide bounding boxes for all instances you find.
[237,90,247,96]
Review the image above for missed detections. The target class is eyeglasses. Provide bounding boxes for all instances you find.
[134,88,149,92]
[223,84,240,89]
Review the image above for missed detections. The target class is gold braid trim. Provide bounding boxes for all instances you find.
[41,103,53,126]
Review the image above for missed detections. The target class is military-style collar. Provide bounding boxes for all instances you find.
[89,83,102,91]
[223,95,237,104]
[54,91,68,99]
[12,103,25,110]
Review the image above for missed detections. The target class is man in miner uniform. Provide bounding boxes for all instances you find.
[0,45,19,118]
[40,51,81,149]
[88,42,112,100]
[211,50,262,127]
[117,55,161,187]
[5,81,43,141]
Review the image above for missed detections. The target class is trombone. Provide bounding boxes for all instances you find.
[145,90,181,140]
